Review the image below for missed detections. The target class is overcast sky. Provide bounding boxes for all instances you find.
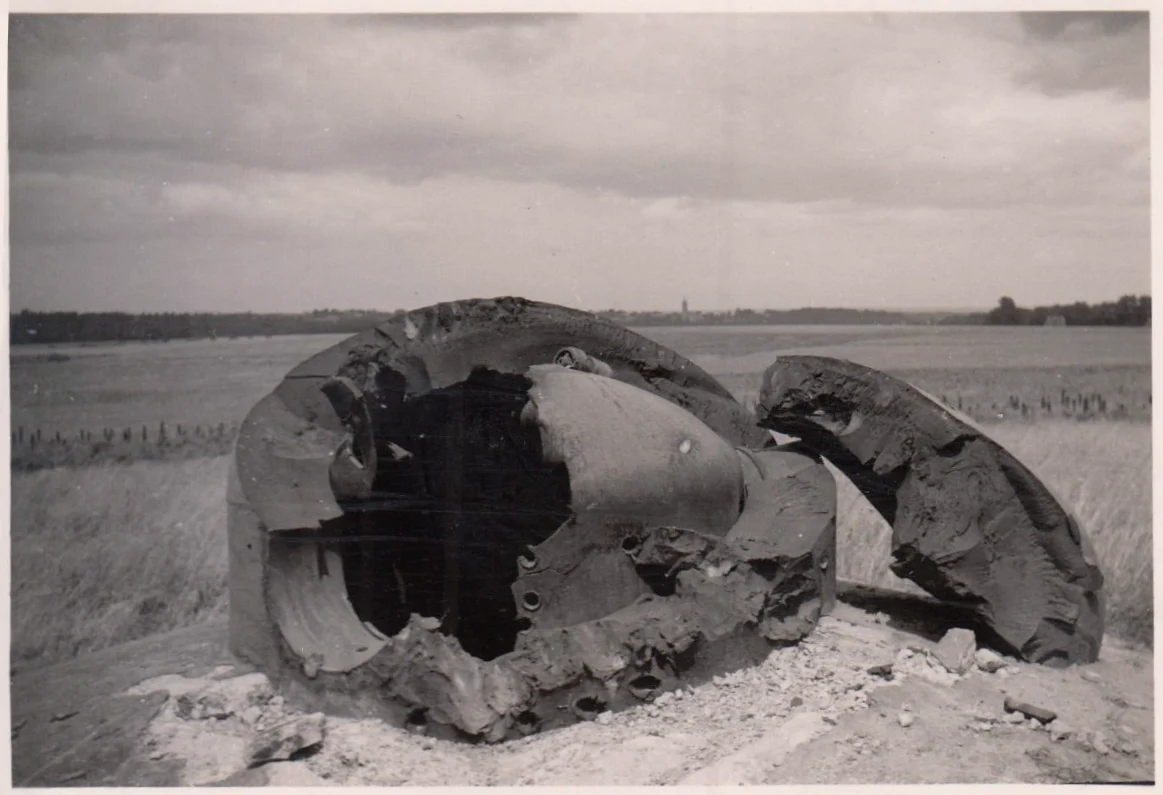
[7,12,1151,313]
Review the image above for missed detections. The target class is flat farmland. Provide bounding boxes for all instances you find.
[9,324,1153,669]
[10,324,1151,438]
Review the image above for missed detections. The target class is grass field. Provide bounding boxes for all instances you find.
[9,325,1153,670]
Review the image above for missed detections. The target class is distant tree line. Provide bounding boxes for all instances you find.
[596,307,943,327]
[9,297,1150,345]
[981,295,1151,327]
[9,309,406,345]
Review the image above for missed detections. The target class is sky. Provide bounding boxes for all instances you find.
[6,11,1152,314]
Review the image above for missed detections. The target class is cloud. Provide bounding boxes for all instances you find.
[8,13,1150,312]
[1015,12,1148,98]
[10,14,1148,208]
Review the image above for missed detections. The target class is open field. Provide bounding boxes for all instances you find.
[11,324,1151,440]
[9,324,1153,669]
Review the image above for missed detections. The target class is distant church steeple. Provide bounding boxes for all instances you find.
[681,297,689,317]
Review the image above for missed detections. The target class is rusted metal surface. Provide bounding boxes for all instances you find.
[228,297,835,742]
[229,299,1103,744]
[757,355,1105,665]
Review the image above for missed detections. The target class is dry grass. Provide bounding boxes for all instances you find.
[10,456,230,672]
[9,418,1150,671]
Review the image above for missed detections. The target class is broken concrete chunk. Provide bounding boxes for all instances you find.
[175,673,273,721]
[1003,696,1057,724]
[1089,730,1111,755]
[974,648,1006,673]
[898,712,915,728]
[934,628,977,675]
[1048,721,1073,742]
[867,663,894,679]
[244,713,326,767]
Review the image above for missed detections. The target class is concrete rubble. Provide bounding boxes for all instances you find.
[935,628,978,674]
[243,713,325,767]
[112,605,1151,786]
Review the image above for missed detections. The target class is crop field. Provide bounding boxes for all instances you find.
[9,325,1153,670]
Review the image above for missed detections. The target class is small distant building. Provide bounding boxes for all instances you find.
[681,298,689,322]
[1044,314,1066,327]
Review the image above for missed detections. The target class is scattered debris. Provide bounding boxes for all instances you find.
[867,663,894,679]
[898,711,915,728]
[1089,730,1111,756]
[1080,670,1101,683]
[1114,740,1138,757]
[1003,696,1057,725]
[1048,721,1073,742]
[934,628,977,675]
[244,713,326,768]
[974,648,1006,673]
[175,673,273,721]
[50,710,79,722]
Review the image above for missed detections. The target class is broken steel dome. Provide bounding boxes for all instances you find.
[227,297,1104,743]
[227,297,837,741]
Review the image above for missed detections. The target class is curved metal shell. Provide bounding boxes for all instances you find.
[235,296,766,534]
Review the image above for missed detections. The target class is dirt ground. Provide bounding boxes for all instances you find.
[10,600,1154,786]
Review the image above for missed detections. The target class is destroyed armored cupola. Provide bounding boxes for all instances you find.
[227,297,1105,743]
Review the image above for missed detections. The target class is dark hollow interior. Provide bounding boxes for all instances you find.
[333,366,573,660]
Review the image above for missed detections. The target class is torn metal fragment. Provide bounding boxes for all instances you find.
[757,355,1105,665]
